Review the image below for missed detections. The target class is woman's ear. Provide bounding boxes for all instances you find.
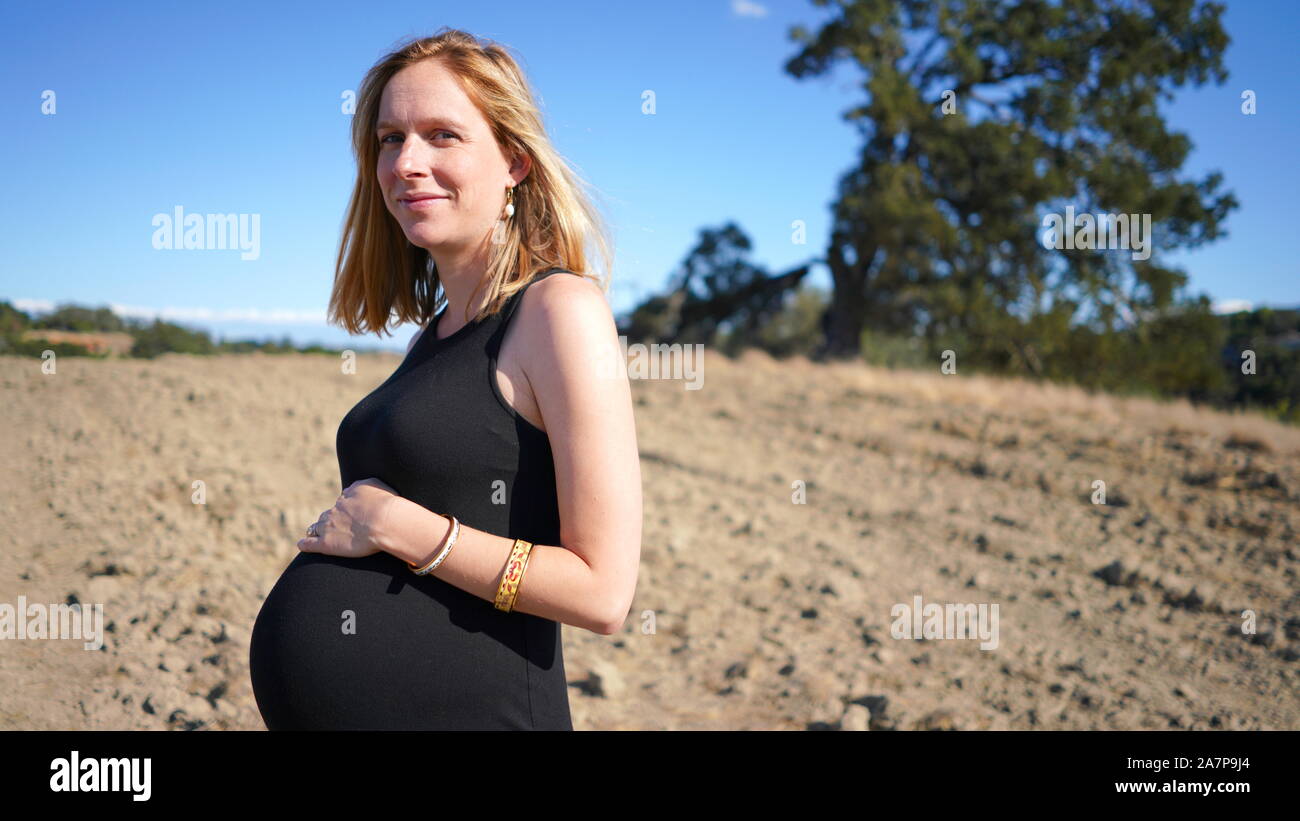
[510,150,531,184]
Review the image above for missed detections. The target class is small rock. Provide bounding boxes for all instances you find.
[841,703,871,731]
[914,710,958,731]
[205,681,227,708]
[1283,617,1300,641]
[588,659,626,699]
[1093,560,1135,587]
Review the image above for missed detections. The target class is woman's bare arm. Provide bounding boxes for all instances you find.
[379,274,642,634]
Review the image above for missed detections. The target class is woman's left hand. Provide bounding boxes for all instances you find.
[298,478,401,559]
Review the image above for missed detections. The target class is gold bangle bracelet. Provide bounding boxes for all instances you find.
[494,539,534,612]
[507,539,535,611]
[494,539,528,611]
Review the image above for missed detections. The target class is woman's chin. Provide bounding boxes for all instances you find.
[402,228,448,250]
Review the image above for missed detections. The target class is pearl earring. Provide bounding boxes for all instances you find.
[504,186,515,218]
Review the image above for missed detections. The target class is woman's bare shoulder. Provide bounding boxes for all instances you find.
[520,271,610,333]
[514,271,616,378]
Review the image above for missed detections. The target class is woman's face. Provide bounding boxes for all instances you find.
[375,59,518,256]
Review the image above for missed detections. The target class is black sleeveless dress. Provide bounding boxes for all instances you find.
[248,268,576,730]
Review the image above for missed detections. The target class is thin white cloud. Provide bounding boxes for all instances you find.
[732,0,768,18]
[12,298,55,313]
[11,298,326,324]
[112,303,328,323]
[1212,299,1254,314]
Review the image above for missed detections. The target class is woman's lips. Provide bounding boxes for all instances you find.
[402,196,447,210]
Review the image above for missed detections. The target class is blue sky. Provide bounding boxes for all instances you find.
[1,0,1295,352]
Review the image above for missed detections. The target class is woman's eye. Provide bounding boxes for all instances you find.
[379,131,456,145]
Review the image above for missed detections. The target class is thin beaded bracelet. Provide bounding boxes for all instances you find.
[407,514,460,576]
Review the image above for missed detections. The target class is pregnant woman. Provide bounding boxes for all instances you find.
[248,28,642,730]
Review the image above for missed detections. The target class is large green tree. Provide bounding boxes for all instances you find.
[786,0,1237,363]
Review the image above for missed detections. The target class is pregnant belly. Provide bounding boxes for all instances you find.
[249,551,537,730]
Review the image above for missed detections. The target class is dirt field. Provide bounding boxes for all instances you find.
[1,347,1296,730]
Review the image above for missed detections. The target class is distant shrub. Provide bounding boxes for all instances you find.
[859,328,931,370]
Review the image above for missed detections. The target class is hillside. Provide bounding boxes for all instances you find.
[1,349,1296,730]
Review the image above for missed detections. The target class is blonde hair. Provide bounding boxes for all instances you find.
[328,27,614,337]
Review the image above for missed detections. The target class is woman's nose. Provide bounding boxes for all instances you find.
[395,141,429,177]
